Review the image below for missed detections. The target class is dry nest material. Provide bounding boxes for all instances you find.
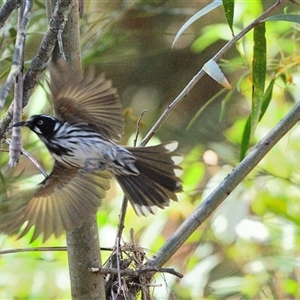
[90,241,182,300]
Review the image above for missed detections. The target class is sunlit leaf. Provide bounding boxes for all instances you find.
[172,0,222,48]
[251,22,266,136]
[240,116,251,161]
[240,79,274,160]
[259,78,275,120]
[191,24,234,53]
[203,60,233,89]
[222,0,235,35]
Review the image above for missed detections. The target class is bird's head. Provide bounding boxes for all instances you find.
[13,114,60,138]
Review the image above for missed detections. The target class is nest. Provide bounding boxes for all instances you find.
[91,239,182,300]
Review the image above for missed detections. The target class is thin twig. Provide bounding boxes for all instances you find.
[140,0,291,269]
[116,237,122,293]
[90,267,183,278]
[115,110,149,248]
[0,247,67,255]
[115,196,128,249]
[129,282,162,287]
[0,246,112,255]
[20,147,48,177]
[6,138,48,178]
[134,110,147,147]
[140,0,287,147]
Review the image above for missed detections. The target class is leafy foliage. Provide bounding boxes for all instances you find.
[1,0,300,299]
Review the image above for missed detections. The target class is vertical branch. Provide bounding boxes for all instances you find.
[9,0,32,168]
[47,0,106,299]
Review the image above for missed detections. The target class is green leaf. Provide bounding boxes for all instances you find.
[259,78,275,120]
[251,22,266,136]
[191,24,233,53]
[240,79,275,160]
[222,0,235,35]
[240,116,251,161]
[264,14,300,23]
[240,23,267,160]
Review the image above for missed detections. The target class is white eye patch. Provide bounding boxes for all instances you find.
[33,126,42,134]
[53,121,61,132]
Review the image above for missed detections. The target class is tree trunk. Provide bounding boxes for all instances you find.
[46,0,106,298]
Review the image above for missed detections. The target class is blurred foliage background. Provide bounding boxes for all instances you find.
[1,0,300,299]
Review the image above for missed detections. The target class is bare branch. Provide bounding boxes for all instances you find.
[91,266,183,278]
[22,0,75,107]
[115,111,148,252]
[141,0,290,269]
[9,0,32,168]
[140,0,287,146]
[0,246,112,255]
[134,110,147,147]
[0,0,32,114]
[0,247,67,255]
[0,0,21,28]
[9,73,23,169]
[115,196,128,249]
[6,138,48,177]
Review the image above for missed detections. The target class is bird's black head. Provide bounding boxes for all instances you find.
[13,114,61,138]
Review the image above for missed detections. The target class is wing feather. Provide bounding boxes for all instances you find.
[0,162,111,242]
[49,60,124,141]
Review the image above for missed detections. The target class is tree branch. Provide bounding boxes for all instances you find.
[0,0,21,29]
[145,0,293,269]
[8,0,32,168]
[48,0,106,299]
[140,0,287,146]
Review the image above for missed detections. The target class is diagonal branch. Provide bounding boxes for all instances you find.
[145,0,291,269]
[140,0,287,146]
[149,84,300,268]
[0,0,21,29]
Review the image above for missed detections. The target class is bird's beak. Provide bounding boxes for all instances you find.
[12,121,29,127]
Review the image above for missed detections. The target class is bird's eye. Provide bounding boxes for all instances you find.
[37,120,43,125]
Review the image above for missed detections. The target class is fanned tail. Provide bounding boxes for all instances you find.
[115,142,182,216]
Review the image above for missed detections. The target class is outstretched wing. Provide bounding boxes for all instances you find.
[49,61,124,141]
[0,162,111,243]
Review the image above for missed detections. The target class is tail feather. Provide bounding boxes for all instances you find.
[115,142,182,216]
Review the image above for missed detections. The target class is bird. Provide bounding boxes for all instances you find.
[0,61,182,243]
